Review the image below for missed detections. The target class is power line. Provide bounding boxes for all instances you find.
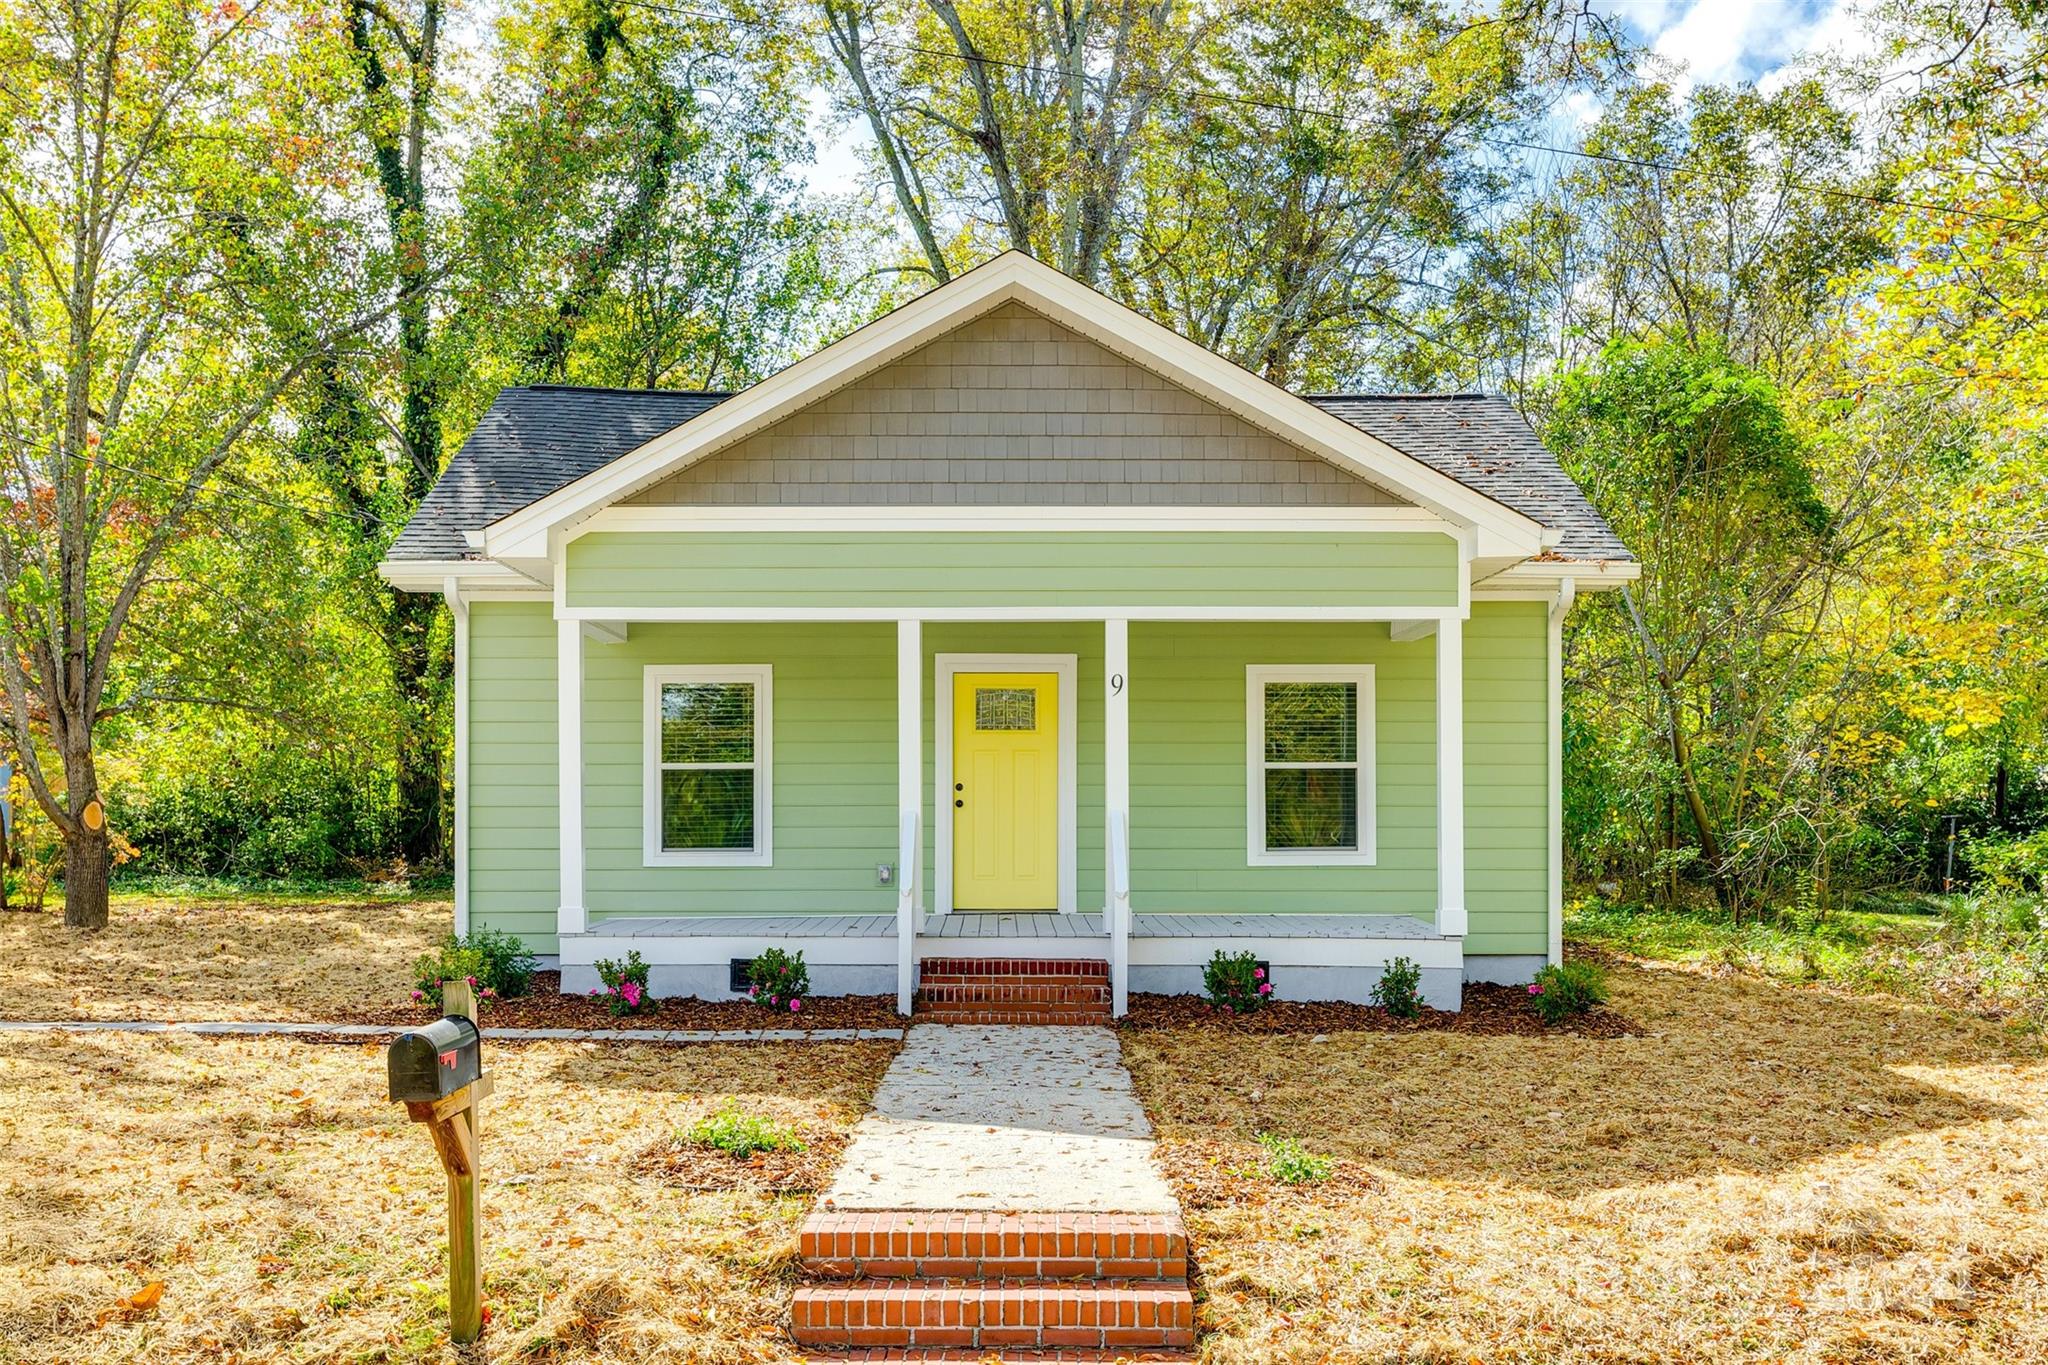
[613,0,2046,232]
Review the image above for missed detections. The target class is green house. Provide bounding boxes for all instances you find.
[380,253,1634,1014]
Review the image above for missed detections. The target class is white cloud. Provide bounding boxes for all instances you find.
[1650,0,1777,96]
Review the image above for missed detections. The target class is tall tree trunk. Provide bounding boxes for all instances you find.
[60,749,107,930]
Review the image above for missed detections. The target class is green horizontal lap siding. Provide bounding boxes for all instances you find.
[564,531,1459,609]
[1128,622,1437,918]
[583,623,898,920]
[463,604,1550,950]
[468,601,561,953]
[1462,600,1550,956]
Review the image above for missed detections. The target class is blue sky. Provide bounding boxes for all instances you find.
[793,0,1879,195]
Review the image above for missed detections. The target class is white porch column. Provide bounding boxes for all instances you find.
[1104,618,1131,1017]
[557,617,586,937]
[1435,614,1467,938]
[895,618,922,1016]
[1547,578,1576,966]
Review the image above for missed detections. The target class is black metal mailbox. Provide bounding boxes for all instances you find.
[388,1015,482,1103]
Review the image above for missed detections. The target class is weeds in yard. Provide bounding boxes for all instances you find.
[1256,1133,1333,1184]
[686,1105,805,1157]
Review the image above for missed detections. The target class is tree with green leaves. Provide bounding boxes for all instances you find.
[0,0,399,927]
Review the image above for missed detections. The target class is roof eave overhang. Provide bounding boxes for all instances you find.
[479,252,1549,565]
[377,556,549,595]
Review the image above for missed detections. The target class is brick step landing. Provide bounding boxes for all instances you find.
[914,958,1113,1025]
[801,1212,1186,1281]
[917,957,1109,979]
[789,1279,1194,1352]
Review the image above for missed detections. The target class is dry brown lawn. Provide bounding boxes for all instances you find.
[1124,959,2048,1364]
[0,897,447,1021]
[0,1031,893,1363]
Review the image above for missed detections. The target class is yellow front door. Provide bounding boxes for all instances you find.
[952,671,1059,910]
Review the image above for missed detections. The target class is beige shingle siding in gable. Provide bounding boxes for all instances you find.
[626,303,1405,508]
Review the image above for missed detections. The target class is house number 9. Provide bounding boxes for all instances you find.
[1110,673,1125,695]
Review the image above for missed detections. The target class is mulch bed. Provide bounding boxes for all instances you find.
[358,973,904,1031]
[631,1127,850,1194]
[1117,983,1637,1037]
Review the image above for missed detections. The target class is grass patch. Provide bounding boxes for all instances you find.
[0,1032,892,1362]
[1568,892,2048,1024]
[1256,1133,1332,1185]
[687,1105,805,1157]
[1125,957,2048,1363]
[0,897,449,1022]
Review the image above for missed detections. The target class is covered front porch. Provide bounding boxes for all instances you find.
[559,911,1465,1012]
[539,597,1483,1017]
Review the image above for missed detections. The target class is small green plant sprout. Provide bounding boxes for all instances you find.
[1372,956,1424,1018]
[747,947,811,1014]
[686,1105,804,1158]
[1203,949,1272,1013]
[1257,1132,1333,1185]
[1527,959,1609,1025]
[410,928,538,1008]
[591,950,656,1017]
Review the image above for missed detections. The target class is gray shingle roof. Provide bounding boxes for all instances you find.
[386,385,728,562]
[389,383,1630,564]
[1305,393,1631,563]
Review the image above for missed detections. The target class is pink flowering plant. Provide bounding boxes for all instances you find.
[1202,949,1272,1014]
[592,950,657,1018]
[746,947,810,1013]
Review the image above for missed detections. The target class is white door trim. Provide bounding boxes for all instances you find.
[934,652,1080,917]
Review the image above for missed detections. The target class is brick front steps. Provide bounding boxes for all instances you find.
[793,1210,1195,1356]
[913,958,1111,1026]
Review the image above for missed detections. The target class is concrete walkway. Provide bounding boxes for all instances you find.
[0,1019,905,1042]
[823,1023,1177,1213]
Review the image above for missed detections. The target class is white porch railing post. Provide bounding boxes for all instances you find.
[1435,614,1467,938]
[1105,618,1131,1016]
[556,617,586,937]
[896,618,922,1016]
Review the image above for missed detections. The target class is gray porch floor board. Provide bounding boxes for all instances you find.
[582,911,1441,940]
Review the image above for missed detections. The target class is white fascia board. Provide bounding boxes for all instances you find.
[574,504,1456,537]
[483,252,1548,561]
[1478,559,1639,595]
[377,558,543,595]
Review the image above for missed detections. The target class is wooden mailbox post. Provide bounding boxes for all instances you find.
[389,980,491,1343]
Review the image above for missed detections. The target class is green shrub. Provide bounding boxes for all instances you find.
[1371,956,1423,1018]
[1257,1132,1332,1185]
[748,947,810,1013]
[1202,949,1272,1013]
[112,745,402,880]
[686,1105,804,1157]
[1528,959,1609,1025]
[593,950,656,1017]
[1967,830,2048,894]
[411,929,538,1007]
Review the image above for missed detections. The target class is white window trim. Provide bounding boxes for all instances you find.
[643,665,773,868]
[1246,664,1376,867]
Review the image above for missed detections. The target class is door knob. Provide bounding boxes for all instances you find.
[955,798,964,808]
